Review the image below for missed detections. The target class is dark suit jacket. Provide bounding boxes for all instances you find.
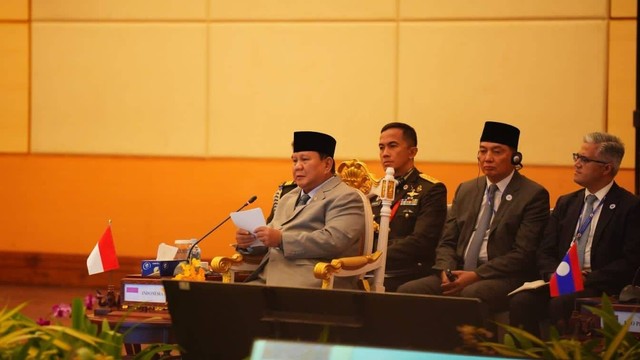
[371,168,447,274]
[435,171,550,281]
[537,182,640,294]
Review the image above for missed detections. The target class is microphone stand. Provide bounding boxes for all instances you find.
[187,196,257,261]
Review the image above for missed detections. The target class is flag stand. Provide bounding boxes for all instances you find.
[89,220,121,315]
[95,272,121,315]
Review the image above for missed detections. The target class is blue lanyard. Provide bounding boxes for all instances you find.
[574,196,605,241]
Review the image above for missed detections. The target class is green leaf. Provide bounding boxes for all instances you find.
[498,323,547,348]
[43,325,102,346]
[318,326,330,343]
[478,341,541,358]
[71,298,86,331]
[547,338,573,359]
[0,303,27,324]
[134,343,181,360]
[619,341,640,360]
[602,315,632,360]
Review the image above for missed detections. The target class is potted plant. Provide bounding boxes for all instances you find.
[458,295,640,359]
[0,297,178,359]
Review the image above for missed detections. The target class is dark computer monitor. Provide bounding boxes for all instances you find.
[163,280,489,360]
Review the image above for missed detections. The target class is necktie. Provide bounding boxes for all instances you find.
[464,184,498,270]
[296,193,310,207]
[577,194,597,268]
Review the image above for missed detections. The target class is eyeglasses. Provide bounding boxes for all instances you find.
[572,153,609,165]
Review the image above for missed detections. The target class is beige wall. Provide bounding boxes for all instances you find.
[609,0,637,167]
[24,0,631,165]
[0,0,28,153]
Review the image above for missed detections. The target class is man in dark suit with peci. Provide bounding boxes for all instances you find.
[399,121,550,313]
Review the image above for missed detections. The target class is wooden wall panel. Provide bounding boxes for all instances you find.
[398,20,607,165]
[0,23,28,153]
[0,155,634,258]
[209,0,395,20]
[207,23,396,159]
[608,20,637,168]
[401,0,606,20]
[0,251,143,287]
[611,0,638,18]
[0,0,28,20]
[32,0,207,20]
[31,23,208,156]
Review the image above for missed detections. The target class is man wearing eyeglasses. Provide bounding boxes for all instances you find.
[509,132,640,336]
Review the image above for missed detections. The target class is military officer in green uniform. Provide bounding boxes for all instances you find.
[373,122,448,291]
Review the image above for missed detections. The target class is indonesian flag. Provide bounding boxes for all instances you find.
[86,224,120,275]
[549,241,584,297]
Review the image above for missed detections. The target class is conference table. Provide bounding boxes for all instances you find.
[87,309,175,356]
[574,297,640,340]
[88,271,254,356]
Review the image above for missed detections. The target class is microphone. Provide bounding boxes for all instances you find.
[619,266,640,303]
[187,195,258,260]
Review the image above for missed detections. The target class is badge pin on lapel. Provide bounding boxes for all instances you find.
[505,194,513,201]
[609,204,616,210]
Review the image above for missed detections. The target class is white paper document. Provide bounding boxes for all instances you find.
[230,208,266,248]
[508,280,549,296]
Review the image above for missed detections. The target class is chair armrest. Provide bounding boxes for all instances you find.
[210,254,244,283]
[313,251,383,289]
[210,253,244,271]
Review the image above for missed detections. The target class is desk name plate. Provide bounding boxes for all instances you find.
[577,298,640,335]
[613,310,640,333]
[120,276,168,310]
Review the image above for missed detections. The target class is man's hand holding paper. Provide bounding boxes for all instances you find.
[231,208,268,248]
[253,227,283,248]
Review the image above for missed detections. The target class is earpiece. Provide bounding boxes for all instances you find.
[511,151,522,166]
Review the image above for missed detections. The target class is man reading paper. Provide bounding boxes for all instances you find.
[235,131,366,289]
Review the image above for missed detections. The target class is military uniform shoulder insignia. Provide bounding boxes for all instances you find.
[419,174,440,183]
[272,180,296,215]
[279,180,296,190]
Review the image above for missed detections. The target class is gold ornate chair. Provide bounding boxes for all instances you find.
[210,159,395,292]
[312,160,395,292]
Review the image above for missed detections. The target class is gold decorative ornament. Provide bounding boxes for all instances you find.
[313,251,383,289]
[337,160,380,195]
[210,253,244,283]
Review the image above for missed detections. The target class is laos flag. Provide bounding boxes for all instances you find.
[549,241,584,297]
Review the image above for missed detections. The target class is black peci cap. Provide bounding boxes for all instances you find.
[293,131,336,157]
[480,121,520,149]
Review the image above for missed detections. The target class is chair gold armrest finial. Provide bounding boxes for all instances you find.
[210,253,244,283]
[313,251,383,289]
